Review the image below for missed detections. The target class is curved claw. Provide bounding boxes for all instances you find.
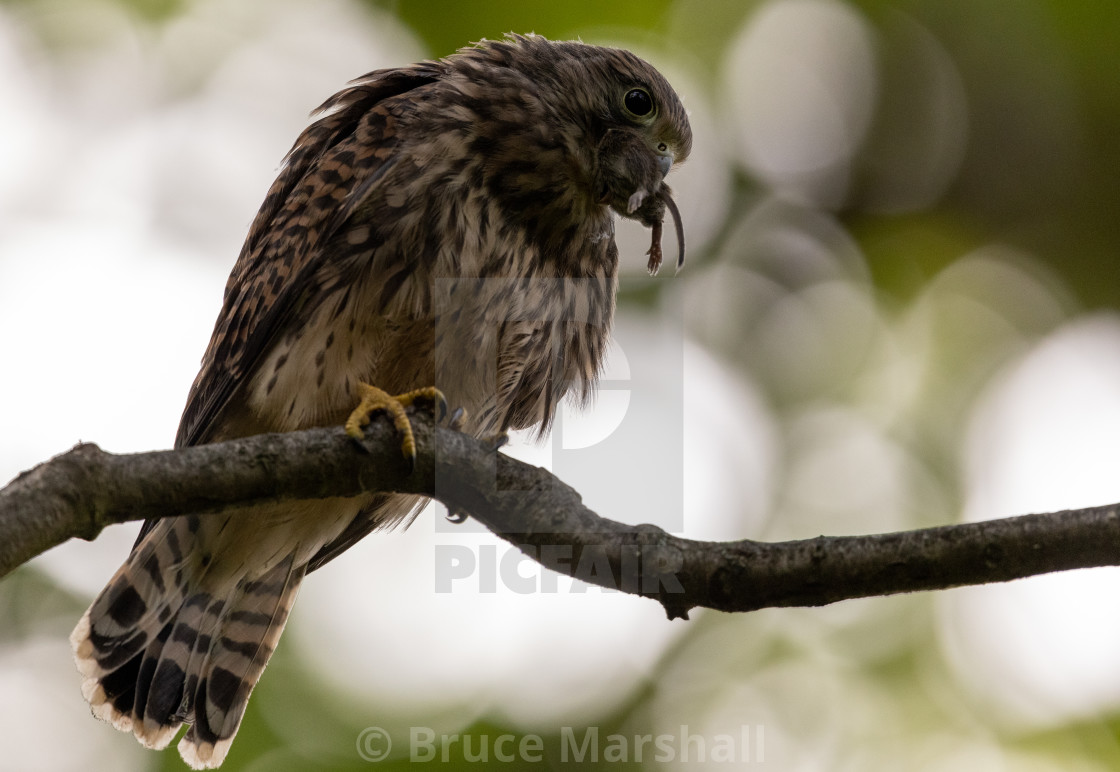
[448,406,468,432]
[485,431,510,452]
[345,384,447,473]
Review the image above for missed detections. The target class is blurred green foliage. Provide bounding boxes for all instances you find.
[369,0,677,58]
[5,0,1120,770]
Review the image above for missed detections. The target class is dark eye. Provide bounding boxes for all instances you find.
[624,88,653,118]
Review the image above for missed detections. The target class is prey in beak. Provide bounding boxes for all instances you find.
[637,186,685,276]
[597,128,687,276]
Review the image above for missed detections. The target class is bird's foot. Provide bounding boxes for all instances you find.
[345,383,447,472]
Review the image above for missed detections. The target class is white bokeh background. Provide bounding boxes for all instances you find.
[3,0,1120,770]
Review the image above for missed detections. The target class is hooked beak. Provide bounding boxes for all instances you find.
[656,152,674,180]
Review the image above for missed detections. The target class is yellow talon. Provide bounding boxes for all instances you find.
[345,383,447,469]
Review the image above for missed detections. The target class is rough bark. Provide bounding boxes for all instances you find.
[2,412,1116,619]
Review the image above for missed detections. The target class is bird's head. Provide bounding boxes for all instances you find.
[590,73,692,273]
[545,38,692,272]
[453,35,693,273]
[582,57,691,213]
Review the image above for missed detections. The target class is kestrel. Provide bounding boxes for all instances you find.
[71,34,691,768]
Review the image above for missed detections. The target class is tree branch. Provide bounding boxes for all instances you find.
[2,412,1117,619]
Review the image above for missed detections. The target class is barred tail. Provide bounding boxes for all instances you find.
[71,521,304,769]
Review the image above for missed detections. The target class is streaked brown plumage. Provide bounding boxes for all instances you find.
[71,34,691,768]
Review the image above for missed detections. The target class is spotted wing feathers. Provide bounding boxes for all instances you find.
[175,65,439,450]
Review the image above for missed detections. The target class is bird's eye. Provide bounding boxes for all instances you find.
[623,88,654,118]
